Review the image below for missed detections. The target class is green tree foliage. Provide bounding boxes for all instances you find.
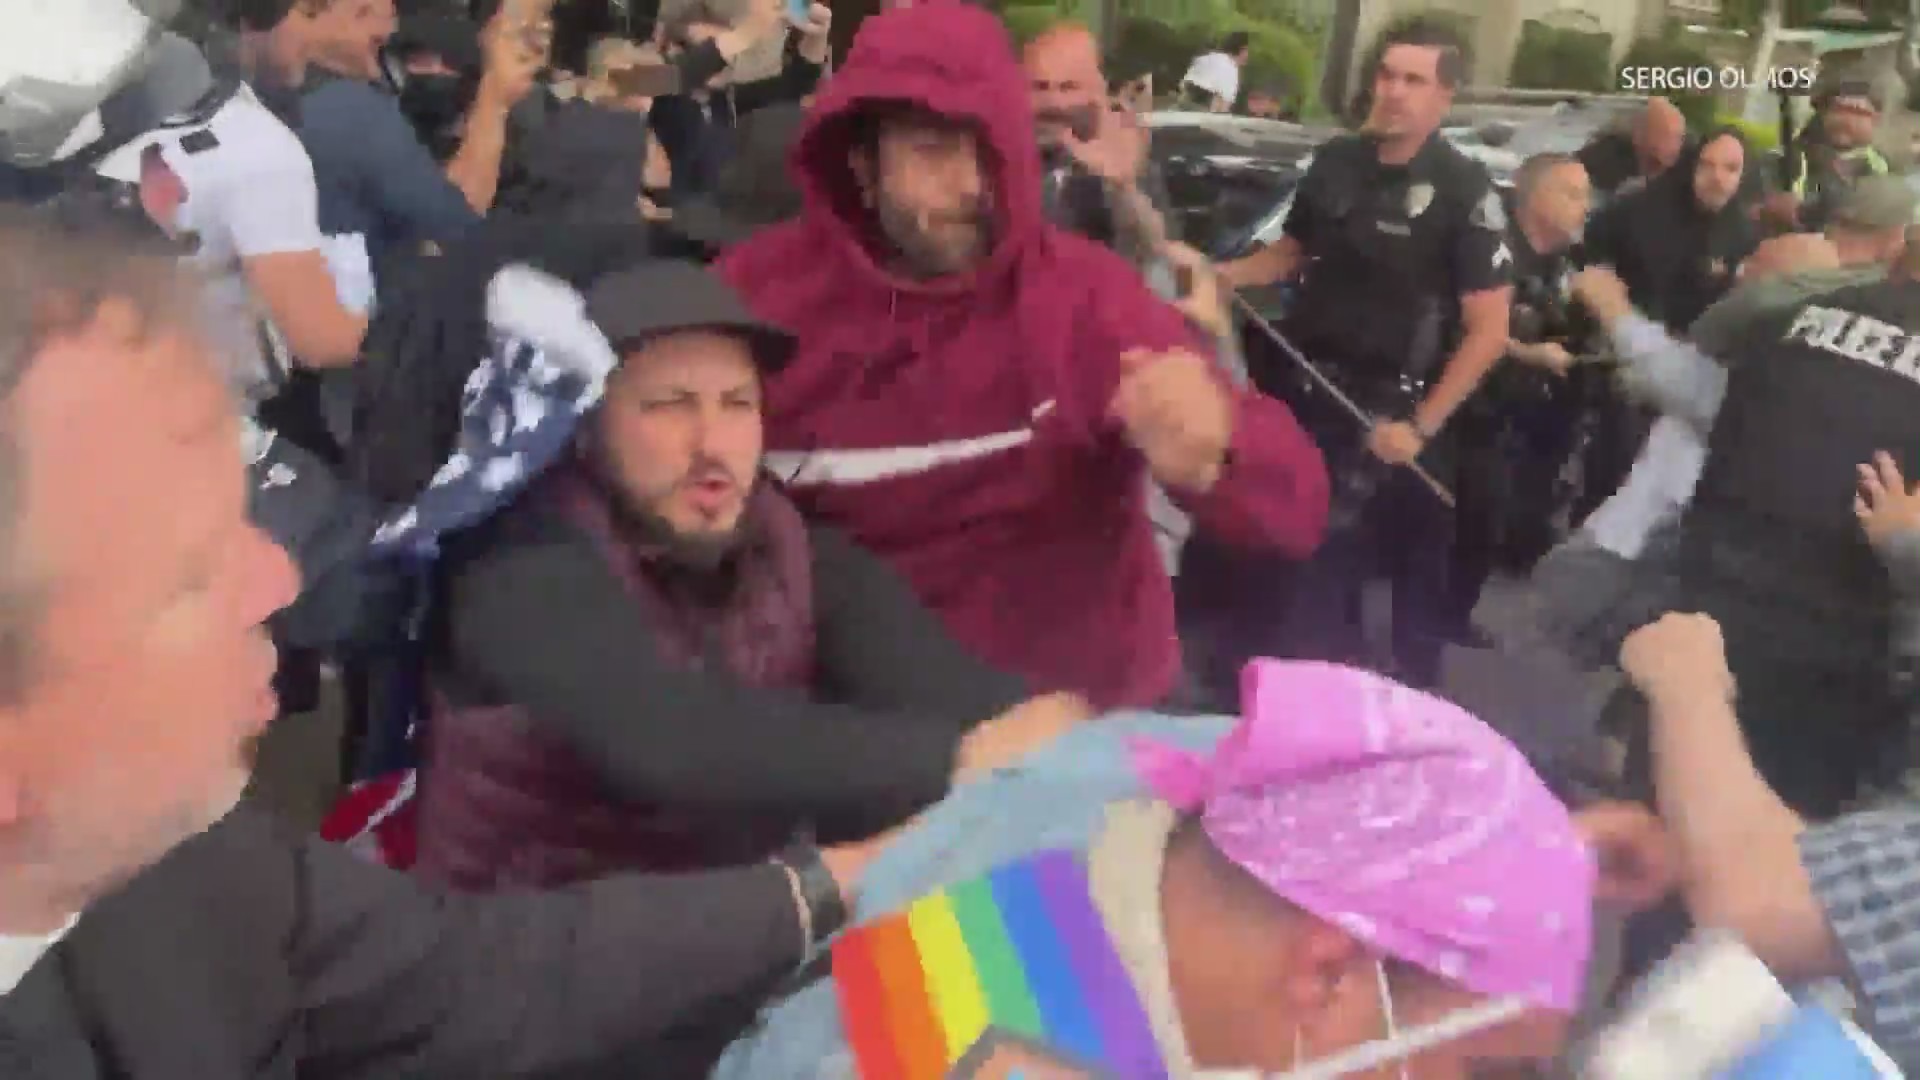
[1108,13,1315,109]
[1000,0,1065,45]
[1509,20,1614,91]
[1717,0,1907,30]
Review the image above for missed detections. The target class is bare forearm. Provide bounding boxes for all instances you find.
[1110,180,1168,258]
[446,94,512,214]
[1221,241,1300,289]
[1647,687,1830,975]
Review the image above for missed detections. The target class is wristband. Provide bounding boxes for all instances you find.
[771,842,848,953]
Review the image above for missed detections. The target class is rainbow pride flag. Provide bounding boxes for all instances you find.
[831,848,1167,1080]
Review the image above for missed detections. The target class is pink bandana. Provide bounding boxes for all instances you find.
[1131,661,1594,1013]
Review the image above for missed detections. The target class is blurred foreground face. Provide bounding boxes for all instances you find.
[0,297,298,926]
[594,331,765,552]
[1693,133,1745,212]
[1366,43,1452,143]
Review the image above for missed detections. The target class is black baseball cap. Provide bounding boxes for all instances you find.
[585,260,796,373]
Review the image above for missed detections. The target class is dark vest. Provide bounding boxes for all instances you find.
[415,470,817,889]
[1682,279,1920,662]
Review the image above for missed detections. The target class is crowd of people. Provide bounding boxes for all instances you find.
[0,0,1918,1076]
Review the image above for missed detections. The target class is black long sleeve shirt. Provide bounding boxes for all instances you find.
[441,507,1028,838]
[17,805,805,1078]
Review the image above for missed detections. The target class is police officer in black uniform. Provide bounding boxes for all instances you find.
[1447,151,1595,640]
[1219,16,1512,687]
[1673,266,1920,816]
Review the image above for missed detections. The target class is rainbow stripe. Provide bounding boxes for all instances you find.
[832,849,1166,1079]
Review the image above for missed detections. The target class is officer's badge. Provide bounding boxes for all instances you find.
[1470,190,1506,231]
[1493,242,1512,268]
[1707,257,1727,278]
[1406,182,1434,219]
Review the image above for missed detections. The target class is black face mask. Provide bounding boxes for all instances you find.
[398,74,473,159]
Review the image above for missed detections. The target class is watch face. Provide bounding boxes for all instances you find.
[947,1028,1121,1080]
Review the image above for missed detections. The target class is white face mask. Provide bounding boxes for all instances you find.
[1197,962,1530,1080]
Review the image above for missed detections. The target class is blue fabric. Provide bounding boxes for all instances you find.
[367,332,601,557]
[710,712,1232,1080]
[298,77,479,273]
[1721,1005,1899,1078]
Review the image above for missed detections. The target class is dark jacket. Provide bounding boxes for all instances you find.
[417,469,1025,888]
[652,40,825,200]
[419,472,818,885]
[1585,137,1760,332]
[0,805,805,1079]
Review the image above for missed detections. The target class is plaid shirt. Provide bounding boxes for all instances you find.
[1800,807,1920,1067]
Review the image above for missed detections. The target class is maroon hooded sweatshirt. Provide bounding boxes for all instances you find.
[716,1,1328,709]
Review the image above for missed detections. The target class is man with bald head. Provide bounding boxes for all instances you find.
[1578,96,1687,203]
[1022,22,1174,266]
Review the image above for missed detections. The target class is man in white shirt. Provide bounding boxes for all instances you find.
[1178,31,1247,113]
[90,33,370,389]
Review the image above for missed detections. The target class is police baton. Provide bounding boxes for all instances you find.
[1230,293,1455,509]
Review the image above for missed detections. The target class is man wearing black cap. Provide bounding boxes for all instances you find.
[417,261,1089,895]
[1765,79,1894,234]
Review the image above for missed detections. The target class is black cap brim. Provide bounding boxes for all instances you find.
[586,260,795,374]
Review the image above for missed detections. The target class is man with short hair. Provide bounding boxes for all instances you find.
[0,212,876,1076]
[1215,16,1512,688]
[717,2,1329,711]
[419,261,1088,888]
[1178,30,1248,112]
[1576,96,1686,203]
[1449,151,1592,637]
[238,0,540,281]
[1023,22,1171,267]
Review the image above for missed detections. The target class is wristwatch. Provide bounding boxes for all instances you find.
[772,841,849,951]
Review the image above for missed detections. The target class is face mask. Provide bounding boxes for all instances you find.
[1198,962,1530,1080]
[398,74,472,156]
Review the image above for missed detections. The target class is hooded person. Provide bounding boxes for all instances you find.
[715,0,1330,710]
[712,660,1598,1079]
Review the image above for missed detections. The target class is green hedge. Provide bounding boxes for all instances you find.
[1109,15,1315,110]
[999,1,1061,46]
[1509,20,1612,92]
[1714,113,1780,153]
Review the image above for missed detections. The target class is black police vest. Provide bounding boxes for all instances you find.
[1685,280,1920,640]
[1288,138,1469,387]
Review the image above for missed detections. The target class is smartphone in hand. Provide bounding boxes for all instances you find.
[787,0,813,27]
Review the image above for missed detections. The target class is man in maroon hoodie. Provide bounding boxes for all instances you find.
[716,0,1329,710]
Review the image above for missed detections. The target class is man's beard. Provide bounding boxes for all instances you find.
[874,191,992,278]
[589,446,753,571]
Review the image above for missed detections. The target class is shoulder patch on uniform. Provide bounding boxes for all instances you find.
[1471,189,1506,231]
[1617,175,1648,197]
